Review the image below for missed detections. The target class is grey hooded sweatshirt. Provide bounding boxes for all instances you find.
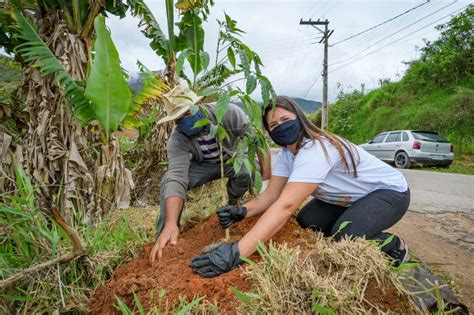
[162,102,249,200]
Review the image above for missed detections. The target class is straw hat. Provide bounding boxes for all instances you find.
[157,83,203,125]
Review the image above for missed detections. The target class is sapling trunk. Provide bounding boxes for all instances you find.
[219,143,230,241]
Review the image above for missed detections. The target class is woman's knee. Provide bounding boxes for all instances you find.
[296,208,330,236]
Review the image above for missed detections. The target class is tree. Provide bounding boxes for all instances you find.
[0,1,136,223]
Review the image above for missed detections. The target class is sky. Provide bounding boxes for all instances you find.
[104,0,469,103]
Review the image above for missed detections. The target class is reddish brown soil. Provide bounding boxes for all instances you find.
[89,215,410,314]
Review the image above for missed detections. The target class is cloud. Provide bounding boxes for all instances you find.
[104,0,469,102]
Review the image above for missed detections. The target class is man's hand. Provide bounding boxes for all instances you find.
[149,224,180,264]
[189,242,243,277]
[217,205,247,229]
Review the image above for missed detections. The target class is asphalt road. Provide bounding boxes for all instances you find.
[269,149,473,215]
[400,169,474,216]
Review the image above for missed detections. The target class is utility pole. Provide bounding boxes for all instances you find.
[299,19,333,130]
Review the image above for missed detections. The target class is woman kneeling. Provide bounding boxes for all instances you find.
[190,96,410,277]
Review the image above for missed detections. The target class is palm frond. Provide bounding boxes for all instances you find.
[11,8,94,123]
[127,0,170,59]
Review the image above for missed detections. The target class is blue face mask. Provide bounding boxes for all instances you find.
[177,110,205,136]
[269,119,303,146]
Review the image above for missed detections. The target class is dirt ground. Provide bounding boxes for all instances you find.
[89,215,411,314]
[389,211,474,311]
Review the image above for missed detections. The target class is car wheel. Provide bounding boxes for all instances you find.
[394,152,411,169]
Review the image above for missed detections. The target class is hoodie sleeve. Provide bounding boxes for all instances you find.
[162,130,192,200]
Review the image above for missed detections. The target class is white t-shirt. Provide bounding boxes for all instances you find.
[272,138,408,207]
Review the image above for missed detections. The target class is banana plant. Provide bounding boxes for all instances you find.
[12,11,137,141]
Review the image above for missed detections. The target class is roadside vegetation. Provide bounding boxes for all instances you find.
[309,5,473,174]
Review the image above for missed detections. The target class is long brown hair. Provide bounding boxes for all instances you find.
[263,96,359,177]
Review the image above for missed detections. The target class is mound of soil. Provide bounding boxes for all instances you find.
[89,215,408,314]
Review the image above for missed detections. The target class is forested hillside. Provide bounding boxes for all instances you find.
[325,5,473,155]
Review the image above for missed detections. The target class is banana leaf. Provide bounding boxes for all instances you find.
[84,15,131,140]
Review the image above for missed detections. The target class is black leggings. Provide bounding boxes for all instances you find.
[296,189,410,254]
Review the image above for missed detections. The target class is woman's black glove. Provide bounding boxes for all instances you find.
[189,242,243,277]
[216,205,247,229]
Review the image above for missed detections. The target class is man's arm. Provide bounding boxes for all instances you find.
[149,132,191,264]
[149,196,183,264]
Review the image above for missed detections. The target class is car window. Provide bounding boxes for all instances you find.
[385,132,401,142]
[412,131,448,143]
[402,132,409,141]
[370,133,386,144]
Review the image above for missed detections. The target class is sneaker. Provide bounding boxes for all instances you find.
[388,238,409,267]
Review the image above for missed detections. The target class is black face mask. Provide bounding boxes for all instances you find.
[269,119,303,146]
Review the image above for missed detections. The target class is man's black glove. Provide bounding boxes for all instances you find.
[190,242,243,277]
[216,205,247,229]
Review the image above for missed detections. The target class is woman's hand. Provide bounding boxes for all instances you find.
[189,242,243,277]
[217,205,247,229]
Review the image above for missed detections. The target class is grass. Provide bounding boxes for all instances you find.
[0,166,154,313]
[0,166,232,314]
[413,156,474,175]
[235,235,417,314]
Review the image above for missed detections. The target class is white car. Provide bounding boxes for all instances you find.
[359,130,454,169]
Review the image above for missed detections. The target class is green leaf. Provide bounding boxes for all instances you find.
[243,159,253,175]
[215,92,230,123]
[334,221,351,236]
[114,296,133,314]
[233,157,242,174]
[210,124,218,137]
[250,99,262,128]
[313,303,336,315]
[132,291,145,315]
[199,86,220,97]
[176,296,203,315]
[246,74,257,94]
[380,234,395,249]
[239,49,250,77]
[193,117,210,128]
[391,262,420,271]
[231,287,252,305]
[239,255,257,267]
[128,0,170,59]
[199,50,210,71]
[217,125,228,141]
[84,15,132,140]
[254,169,262,193]
[183,13,205,77]
[175,50,189,77]
[227,47,236,68]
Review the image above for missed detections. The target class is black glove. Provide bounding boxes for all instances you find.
[189,242,243,277]
[216,205,247,229]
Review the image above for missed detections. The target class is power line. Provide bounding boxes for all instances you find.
[329,4,468,74]
[329,0,441,59]
[329,0,457,67]
[331,0,431,47]
[303,67,323,98]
